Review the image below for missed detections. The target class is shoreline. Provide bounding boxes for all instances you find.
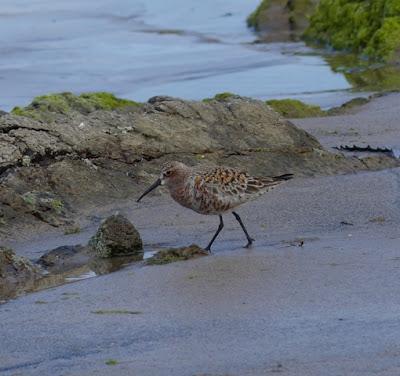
[1,91,400,375]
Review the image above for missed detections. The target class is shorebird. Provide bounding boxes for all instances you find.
[137,161,293,251]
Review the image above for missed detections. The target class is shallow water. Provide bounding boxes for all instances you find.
[1,0,391,111]
[0,249,153,303]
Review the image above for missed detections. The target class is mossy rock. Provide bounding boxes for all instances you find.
[89,214,143,258]
[146,245,208,265]
[266,99,326,118]
[203,92,238,102]
[11,92,141,121]
[304,0,400,63]
[21,191,67,227]
[247,0,271,30]
[247,0,319,39]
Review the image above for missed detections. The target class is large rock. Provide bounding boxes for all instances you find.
[89,215,143,258]
[1,93,398,235]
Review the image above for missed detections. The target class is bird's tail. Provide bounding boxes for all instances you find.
[247,173,293,193]
[272,173,294,181]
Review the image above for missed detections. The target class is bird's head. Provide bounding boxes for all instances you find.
[136,161,188,202]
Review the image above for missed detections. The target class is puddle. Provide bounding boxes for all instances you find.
[0,252,147,304]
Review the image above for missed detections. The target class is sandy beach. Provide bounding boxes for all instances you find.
[1,93,400,375]
[1,0,400,373]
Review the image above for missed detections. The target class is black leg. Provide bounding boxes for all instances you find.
[205,215,224,252]
[232,211,254,248]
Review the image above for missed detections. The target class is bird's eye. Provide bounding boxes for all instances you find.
[164,170,172,177]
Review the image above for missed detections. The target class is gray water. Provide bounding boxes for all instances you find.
[0,0,361,111]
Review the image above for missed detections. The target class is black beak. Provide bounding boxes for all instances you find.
[136,178,162,202]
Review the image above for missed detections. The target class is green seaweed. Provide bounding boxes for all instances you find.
[304,0,400,62]
[247,0,318,33]
[266,99,326,118]
[105,359,119,366]
[326,53,400,91]
[247,0,270,30]
[203,92,237,102]
[51,199,64,214]
[63,225,81,235]
[11,92,141,120]
[146,245,208,265]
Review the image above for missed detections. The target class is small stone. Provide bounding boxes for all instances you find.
[37,245,85,268]
[89,214,143,258]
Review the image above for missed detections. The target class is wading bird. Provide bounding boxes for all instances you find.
[137,161,293,251]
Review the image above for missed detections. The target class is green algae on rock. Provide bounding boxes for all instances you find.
[11,92,141,121]
[247,0,319,41]
[326,53,400,91]
[146,245,208,265]
[267,99,326,118]
[304,0,400,63]
[203,92,238,102]
[89,214,143,258]
[247,0,271,30]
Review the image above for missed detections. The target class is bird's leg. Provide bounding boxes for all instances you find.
[205,215,224,252]
[232,211,255,248]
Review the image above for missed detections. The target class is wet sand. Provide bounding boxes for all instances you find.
[1,171,400,375]
[293,92,400,151]
[1,93,400,375]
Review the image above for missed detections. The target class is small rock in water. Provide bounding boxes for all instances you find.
[146,244,208,265]
[89,214,143,258]
[37,245,85,270]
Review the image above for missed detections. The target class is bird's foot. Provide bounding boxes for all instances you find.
[244,238,255,249]
[204,246,213,254]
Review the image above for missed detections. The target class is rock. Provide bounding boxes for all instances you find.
[37,245,86,272]
[0,247,40,299]
[148,95,180,104]
[146,245,208,265]
[21,191,67,227]
[89,215,143,258]
[247,0,319,42]
[1,93,398,235]
[0,110,7,117]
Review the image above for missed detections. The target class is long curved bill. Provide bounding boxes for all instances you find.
[136,178,162,202]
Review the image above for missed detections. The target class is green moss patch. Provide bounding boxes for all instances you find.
[105,359,119,366]
[326,53,400,91]
[304,0,400,62]
[266,99,326,118]
[203,92,238,102]
[146,245,208,265]
[11,92,141,120]
[247,0,270,30]
[247,0,318,34]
